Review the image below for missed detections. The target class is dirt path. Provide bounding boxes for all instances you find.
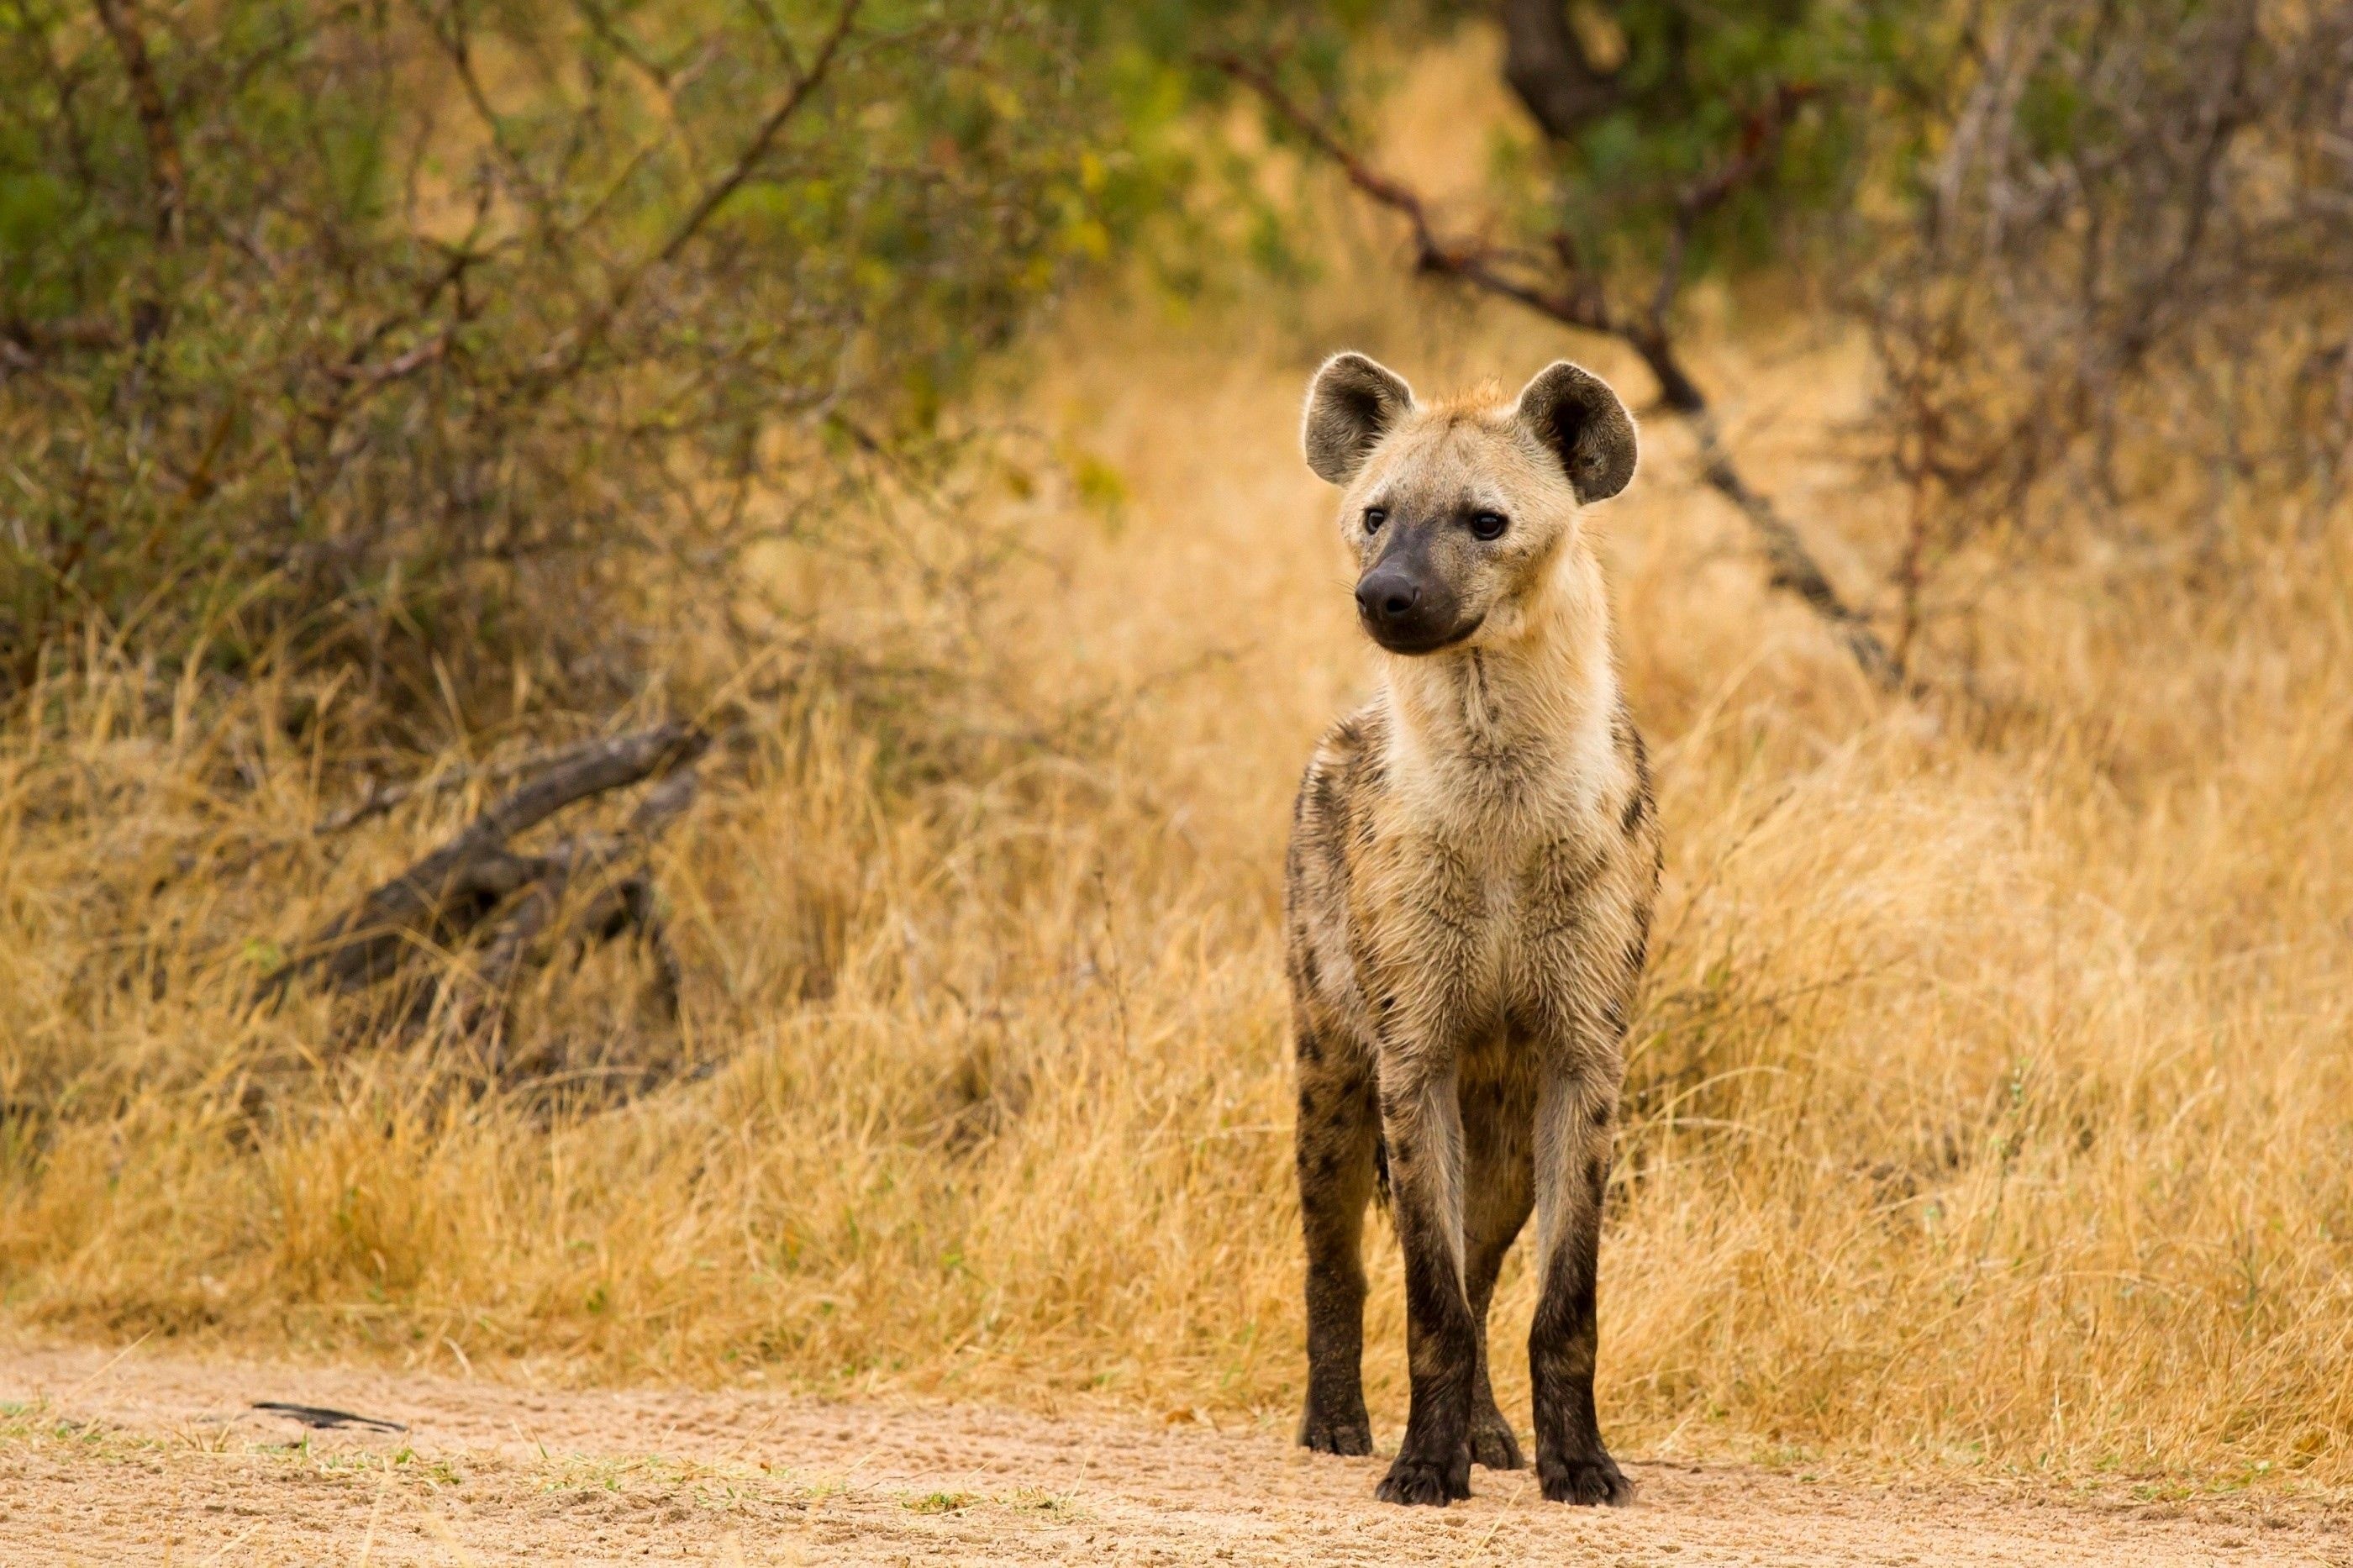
[0,1342,2340,1566]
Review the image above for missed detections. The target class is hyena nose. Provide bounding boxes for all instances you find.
[1355,569,1420,625]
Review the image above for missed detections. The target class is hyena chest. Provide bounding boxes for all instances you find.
[1356,803,1617,1028]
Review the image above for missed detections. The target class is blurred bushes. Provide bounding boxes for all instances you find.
[1204,0,2352,689]
[1860,0,2353,668]
[0,0,1178,718]
[6,0,2344,728]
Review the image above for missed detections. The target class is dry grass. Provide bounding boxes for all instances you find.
[5,51,2353,1497]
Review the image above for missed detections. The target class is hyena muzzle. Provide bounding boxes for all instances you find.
[1284,352,1659,1507]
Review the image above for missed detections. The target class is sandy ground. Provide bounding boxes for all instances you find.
[0,1342,2342,1566]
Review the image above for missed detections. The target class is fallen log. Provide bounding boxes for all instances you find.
[259,722,708,1007]
[434,759,703,1042]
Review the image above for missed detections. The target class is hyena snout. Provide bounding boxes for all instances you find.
[1354,555,1472,655]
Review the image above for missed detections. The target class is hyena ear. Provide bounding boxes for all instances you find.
[1513,360,1638,503]
[1303,352,1415,485]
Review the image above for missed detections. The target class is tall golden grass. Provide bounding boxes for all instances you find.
[4,53,2350,1494]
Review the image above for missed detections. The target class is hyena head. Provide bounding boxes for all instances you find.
[1302,353,1637,655]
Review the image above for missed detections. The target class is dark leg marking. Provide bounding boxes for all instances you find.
[1530,1137,1629,1506]
[1296,1035,1377,1458]
[1376,1081,1477,1506]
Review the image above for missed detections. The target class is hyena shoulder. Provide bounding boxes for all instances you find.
[1285,698,1390,1009]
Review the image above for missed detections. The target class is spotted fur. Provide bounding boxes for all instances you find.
[1286,355,1661,1507]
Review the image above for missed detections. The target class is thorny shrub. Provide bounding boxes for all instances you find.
[1861,0,2353,672]
[0,0,1169,720]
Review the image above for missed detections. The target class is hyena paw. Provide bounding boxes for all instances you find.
[1538,1449,1632,1506]
[1470,1413,1524,1471]
[1375,1443,1471,1506]
[1296,1404,1373,1457]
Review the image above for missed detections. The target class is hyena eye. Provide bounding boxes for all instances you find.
[1363,508,1387,534]
[1471,511,1508,540]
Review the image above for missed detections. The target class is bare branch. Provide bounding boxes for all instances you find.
[528,0,861,387]
[313,728,684,835]
[1687,412,1903,688]
[2,314,124,357]
[326,330,449,388]
[1498,0,1622,144]
[1204,50,1608,330]
[261,722,708,1001]
[1654,83,1817,328]
[656,0,860,267]
[92,0,182,243]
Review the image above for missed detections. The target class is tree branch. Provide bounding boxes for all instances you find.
[260,721,708,1001]
[529,0,860,387]
[92,0,182,243]
[1498,0,1622,144]
[1209,53,1901,689]
[655,0,858,266]
[1653,82,1815,329]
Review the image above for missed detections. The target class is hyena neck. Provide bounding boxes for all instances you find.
[1380,549,1619,818]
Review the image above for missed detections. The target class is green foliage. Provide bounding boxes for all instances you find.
[0,0,1161,710]
[1544,1,1871,271]
[1161,0,1945,303]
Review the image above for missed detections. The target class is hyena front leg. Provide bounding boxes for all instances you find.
[1295,1019,1377,1456]
[1529,1060,1630,1505]
[1462,1127,1534,1471]
[1374,1061,1477,1506]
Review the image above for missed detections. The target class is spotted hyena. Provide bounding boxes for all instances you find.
[1284,353,1659,1507]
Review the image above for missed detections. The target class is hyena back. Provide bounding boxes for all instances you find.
[1285,353,1660,1507]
